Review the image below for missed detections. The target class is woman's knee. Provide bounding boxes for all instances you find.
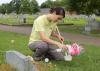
[28,43,35,51]
[29,41,49,52]
[37,41,49,51]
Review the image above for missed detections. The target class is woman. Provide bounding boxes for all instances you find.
[28,7,67,61]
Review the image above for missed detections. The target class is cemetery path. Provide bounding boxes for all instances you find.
[0,24,100,46]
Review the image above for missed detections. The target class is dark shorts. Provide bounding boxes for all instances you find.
[28,41,64,61]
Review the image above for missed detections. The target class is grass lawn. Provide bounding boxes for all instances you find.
[96,17,100,22]
[63,17,87,26]
[0,30,32,64]
[0,14,100,26]
[0,30,100,71]
[0,15,35,25]
[58,25,100,37]
[0,15,87,26]
[61,17,100,37]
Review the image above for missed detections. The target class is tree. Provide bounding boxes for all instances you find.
[30,0,40,14]
[19,0,39,14]
[6,3,13,14]
[0,0,40,14]
[40,0,57,8]
[40,2,49,8]
[41,0,52,8]
[61,0,100,15]
[41,0,63,8]
[10,0,21,14]
[19,0,31,14]
[0,4,7,14]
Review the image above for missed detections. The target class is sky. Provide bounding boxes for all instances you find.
[0,0,48,6]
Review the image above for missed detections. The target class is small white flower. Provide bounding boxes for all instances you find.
[27,55,33,61]
[11,40,15,43]
[54,64,56,67]
[45,58,49,63]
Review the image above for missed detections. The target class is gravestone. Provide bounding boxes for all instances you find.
[79,15,88,19]
[23,14,27,23]
[6,51,38,71]
[0,14,3,18]
[32,14,39,19]
[85,17,100,32]
[1,14,6,19]
[18,14,23,22]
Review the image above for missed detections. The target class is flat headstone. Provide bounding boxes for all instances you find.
[6,51,38,71]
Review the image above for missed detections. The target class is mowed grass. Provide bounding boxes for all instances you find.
[0,14,35,25]
[63,17,87,26]
[0,14,100,27]
[0,15,87,26]
[58,25,100,37]
[0,30,100,71]
[0,30,32,64]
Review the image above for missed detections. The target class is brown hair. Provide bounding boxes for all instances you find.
[50,7,65,18]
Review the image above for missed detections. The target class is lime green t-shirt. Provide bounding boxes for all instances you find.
[29,15,57,44]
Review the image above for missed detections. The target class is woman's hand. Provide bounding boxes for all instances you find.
[58,35,64,43]
[51,32,64,43]
[56,42,67,50]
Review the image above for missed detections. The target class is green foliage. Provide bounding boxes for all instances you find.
[40,0,53,8]
[10,0,21,14]
[0,4,7,14]
[40,0,63,8]
[30,0,40,13]
[19,0,32,14]
[61,0,100,15]
[0,0,40,14]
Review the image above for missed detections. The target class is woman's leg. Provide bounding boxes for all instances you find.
[29,41,49,61]
[47,43,64,60]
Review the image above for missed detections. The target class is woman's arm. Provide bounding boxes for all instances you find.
[39,31,66,49]
[51,31,64,43]
[51,31,59,38]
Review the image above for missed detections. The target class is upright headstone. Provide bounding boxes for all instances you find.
[0,14,3,18]
[23,14,27,23]
[85,16,100,32]
[6,51,38,71]
[18,14,23,24]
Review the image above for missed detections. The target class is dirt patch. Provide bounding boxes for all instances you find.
[0,64,16,71]
[35,62,54,71]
